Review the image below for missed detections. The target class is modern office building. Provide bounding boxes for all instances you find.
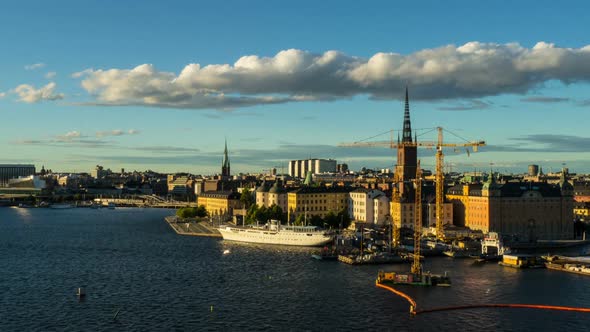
[0,164,35,187]
[288,159,337,178]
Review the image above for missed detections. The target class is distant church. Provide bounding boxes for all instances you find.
[221,139,231,178]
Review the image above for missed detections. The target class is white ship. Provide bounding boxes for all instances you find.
[218,220,333,247]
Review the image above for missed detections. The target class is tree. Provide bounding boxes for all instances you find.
[240,188,255,209]
[268,204,284,222]
[324,211,339,229]
[245,204,259,224]
[309,215,323,227]
[195,205,208,218]
[294,214,306,226]
[337,208,351,229]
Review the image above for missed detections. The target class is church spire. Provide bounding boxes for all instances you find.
[402,86,413,143]
[222,138,230,177]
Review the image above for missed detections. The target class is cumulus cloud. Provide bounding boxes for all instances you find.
[13,82,64,103]
[96,129,141,137]
[71,42,590,110]
[24,63,45,70]
[45,71,57,79]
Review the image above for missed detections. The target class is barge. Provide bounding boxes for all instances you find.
[376,270,451,287]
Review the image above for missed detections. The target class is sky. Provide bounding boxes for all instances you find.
[1,0,590,175]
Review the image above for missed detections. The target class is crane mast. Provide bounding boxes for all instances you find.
[436,127,444,241]
[411,160,422,275]
[339,127,485,243]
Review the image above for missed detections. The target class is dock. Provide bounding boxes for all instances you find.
[165,216,222,238]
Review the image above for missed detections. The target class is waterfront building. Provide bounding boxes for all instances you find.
[167,175,192,195]
[288,159,337,178]
[348,188,387,224]
[8,175,46,189]
[0,164,35,187]
[446,173,574,241]
[287,186,352,221]
[424,201,453,228]
[255,180,288,212]
[373,193,390,225]
[197,191,241,217]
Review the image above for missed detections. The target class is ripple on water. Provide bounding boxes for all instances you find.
[1,207,590,331]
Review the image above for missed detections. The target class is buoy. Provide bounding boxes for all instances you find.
[223,249,230,255]
[210,305,214,312]
[76,287,86,297]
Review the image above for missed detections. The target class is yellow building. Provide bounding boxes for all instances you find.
[197,191,242,217]
[287,187,351,221]
[446,175,573,241]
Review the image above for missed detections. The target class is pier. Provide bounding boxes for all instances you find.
[164,216,222,238]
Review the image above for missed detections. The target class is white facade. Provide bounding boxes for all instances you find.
[288,159,338,178]
[373,194,390,225]
[348,189,386,224]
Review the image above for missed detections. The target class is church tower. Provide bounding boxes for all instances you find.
[221,139,231,178]
[394,87,418,194]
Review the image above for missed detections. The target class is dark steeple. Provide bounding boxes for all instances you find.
[402,87,413,143]
[222,139,230,177]
[394,87,418,198]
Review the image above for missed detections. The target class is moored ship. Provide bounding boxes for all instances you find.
[218,220,333,247]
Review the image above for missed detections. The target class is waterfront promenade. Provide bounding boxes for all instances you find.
[165,215,222,237]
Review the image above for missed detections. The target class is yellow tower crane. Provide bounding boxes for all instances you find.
[411,160,422,275]
[339,127,485,241]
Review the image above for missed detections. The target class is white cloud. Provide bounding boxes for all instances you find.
[55,131,83,142]
[45,71,57,79]
[13,82,64,103]
[72,42,590,110]
[96,129,140,137]
[24,63,46,70]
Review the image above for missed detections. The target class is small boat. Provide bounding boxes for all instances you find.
[76,287,86,298]
[107,202,116,209]
[223,249,231,255]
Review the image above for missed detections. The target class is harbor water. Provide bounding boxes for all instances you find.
[1,207,590,331]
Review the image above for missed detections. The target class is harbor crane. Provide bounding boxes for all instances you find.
[339,127,485,240]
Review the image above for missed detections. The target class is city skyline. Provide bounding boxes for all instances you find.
[2,1,590,174]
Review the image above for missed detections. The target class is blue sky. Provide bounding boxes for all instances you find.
[1,0,590,175]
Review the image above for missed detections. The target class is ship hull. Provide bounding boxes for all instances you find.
[218,226,333,247]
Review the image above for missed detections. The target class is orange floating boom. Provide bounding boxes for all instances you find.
[416,303,590,314]
[376,282,590,315]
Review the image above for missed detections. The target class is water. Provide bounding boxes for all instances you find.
[1,207,590,331]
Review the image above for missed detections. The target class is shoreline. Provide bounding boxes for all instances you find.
[164,215,222,238]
